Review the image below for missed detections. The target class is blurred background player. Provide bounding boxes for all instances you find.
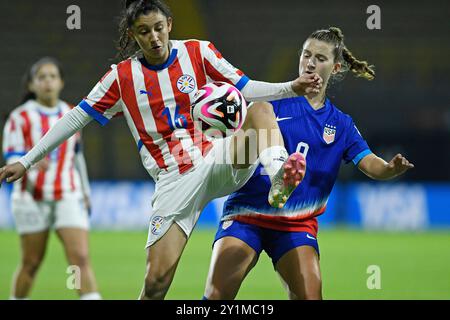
[0,0,321,300]
[203,27,414,300]
[2,57,100,300]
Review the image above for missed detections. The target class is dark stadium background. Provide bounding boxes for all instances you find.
[1,0,448,181]
[0,0,449,300]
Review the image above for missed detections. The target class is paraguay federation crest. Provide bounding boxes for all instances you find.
[323,124,336,144]
[151,216,165,235]
[177,74,196,94]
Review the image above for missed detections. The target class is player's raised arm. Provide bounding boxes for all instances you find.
[200,40,323,102]
[240,72,323,102]
[0,107,93,186]
[357,153,414,180]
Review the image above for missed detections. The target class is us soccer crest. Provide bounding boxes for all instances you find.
[323,124,336,144]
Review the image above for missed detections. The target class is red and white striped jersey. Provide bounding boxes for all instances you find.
[3,100,83,201]
[80,40,249,182]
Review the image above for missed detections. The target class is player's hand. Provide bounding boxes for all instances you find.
[0,162,27,187]
[291,73,323,95]
[386,154,414,177]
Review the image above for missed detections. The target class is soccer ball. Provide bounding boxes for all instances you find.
[190,81,247,138]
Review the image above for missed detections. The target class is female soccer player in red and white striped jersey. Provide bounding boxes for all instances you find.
[0,0,322,299]
[2,57,101,300]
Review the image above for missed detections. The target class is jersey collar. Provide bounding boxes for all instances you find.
[139,47,178,71]
[301,96,331,114]
[34,101,62,116]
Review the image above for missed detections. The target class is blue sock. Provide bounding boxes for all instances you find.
[202,296,209,300]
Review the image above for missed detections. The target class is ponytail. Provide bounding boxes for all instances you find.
[342,46,375,80]
[308,26,375,81]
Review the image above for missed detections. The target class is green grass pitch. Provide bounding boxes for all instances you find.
[0,229,449,300]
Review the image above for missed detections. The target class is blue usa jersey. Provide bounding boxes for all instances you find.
[222,96,372,224]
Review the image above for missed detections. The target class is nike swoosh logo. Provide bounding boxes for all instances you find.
[306,234,316,240]
[276,117,293,122]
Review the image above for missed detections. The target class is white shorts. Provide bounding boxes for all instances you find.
[12,193,89,235]
[146,136,259,248]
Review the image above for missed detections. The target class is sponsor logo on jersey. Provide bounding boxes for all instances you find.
[222,220,234,230]
[276,116,293,122]
[323,124,336,144]
[306,234,316,241]
[177,74,196,94]
[139,90,153,96]
[151,216,165,235]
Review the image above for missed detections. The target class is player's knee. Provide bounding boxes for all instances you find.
[21,256,44,277]
[247,101,275,121]
[204,283,236,300]
[143,272,171,300]
[69,251,90,269]
[288,280,322,300]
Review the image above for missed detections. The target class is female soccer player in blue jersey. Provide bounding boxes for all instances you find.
[203,27,414,300]
[0,0,322,300]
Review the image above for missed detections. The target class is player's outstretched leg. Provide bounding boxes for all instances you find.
[268,152,306,208]
[230,101,306,208]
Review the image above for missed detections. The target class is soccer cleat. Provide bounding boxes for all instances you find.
[268,152,306,209]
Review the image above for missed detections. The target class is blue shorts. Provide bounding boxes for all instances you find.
[213,220,320,267]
